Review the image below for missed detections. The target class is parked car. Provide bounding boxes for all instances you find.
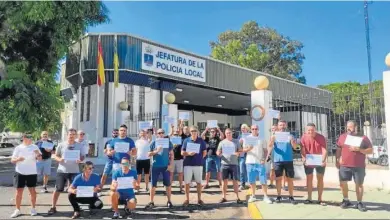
[368,138,388,166]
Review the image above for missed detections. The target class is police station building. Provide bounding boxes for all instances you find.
[60,33,332,159]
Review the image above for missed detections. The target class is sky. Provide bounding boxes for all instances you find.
[88,1,390,87]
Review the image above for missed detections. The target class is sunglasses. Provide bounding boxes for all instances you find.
[121,162,130,166]
[251,128,258,130]
[157,132,165,134]
[190,130,197,132]
[86,166,94,170]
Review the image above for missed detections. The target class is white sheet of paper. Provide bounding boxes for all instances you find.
[179,112,190,121]
[269,109,280,119]
[186,143,200,153]
[306,154,323,166]
[139,121,152,130]
[164,116,175,125]
[42,141,54,149]
[245,136,259,146]
[222,144,235,156]
[156,138,169,149]
[241,133,250,139]
[114,142,129,153]
[275,132,291,143]
[344,135,363,147]
[117,177,134,189]
[170,137,182,145]
[76,186,94,197]
[63,150,80,161]
[207,120,218,128]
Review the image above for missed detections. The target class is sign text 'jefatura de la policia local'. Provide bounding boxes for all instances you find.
[141,42,206,82]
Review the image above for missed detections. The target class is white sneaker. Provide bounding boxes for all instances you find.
[30,208,37,216]
[248,196,256,203]
[10,209,21,218]
[263,196,273,204]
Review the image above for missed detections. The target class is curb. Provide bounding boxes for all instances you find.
[246,190,263,219]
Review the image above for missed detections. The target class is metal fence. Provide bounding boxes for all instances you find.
[273,82,387,168]
[126,112,160,139]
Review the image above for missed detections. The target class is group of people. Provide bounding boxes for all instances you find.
[10,118,373,219]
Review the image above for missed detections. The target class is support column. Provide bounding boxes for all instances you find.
[383,70,390,171]
[251,90,273,141]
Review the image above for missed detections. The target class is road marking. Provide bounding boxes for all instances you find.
[247,189,263,219]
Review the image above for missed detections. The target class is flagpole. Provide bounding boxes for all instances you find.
[95,35,101,158]
[112,34,117,130]
[77,36,84,130]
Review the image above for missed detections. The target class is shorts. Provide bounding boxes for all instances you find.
[118,193,137,205]
[222,165,239,180]
[37,159,52,176]
[184,166,203,184]
[172,160,184,173]
[136,159,151,175]
[103,161,113,175]
[55,173,77,192]
[151,167,170,187]
[304,166,326,175]
[14,173,37,188]
[274,161,295,178]
[246,164,267,184]
[205,156,221,172]
[339,166,365,185]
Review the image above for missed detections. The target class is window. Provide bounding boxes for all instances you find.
[80,87,85,122]
[127,85,134,120]
[287,121,296,132]
[86,86,91,121]
[139,86,145,120]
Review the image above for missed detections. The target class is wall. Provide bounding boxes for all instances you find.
[281,111,328,138]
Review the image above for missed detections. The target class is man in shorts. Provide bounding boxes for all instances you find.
[217,128,242,203]
[300,123,327,205]
[268,120,298,204]
[238,124,250,190]
[48,128,85,215]
[135,129,151,192]
[100,129,118,188]
[268,124,278,189]
[110,158,138,219]
[336,120,373,212]
[10,133,42,218]
[169,126,184,193]
[36,131,54,193]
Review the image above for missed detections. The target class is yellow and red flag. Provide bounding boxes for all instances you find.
[97,35,105,86]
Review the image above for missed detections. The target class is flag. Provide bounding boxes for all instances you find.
[97,35,105,86]
[113,35,119,88]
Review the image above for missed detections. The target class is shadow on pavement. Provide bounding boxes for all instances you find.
[321,200,390,212]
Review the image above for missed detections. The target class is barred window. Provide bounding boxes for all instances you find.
[80,87,85,122]
[127,85,134,121]
[86,86,91,121]
[139,86,145,121]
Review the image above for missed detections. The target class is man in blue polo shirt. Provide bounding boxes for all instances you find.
[110,158,138,219]
[145,128,174,209]
[68,161,103,219]
[107,125,136,172]
[100,129,119,188]
[267,120,298,204]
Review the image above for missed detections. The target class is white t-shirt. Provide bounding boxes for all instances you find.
[12,144,41,175]
[244,135,268,164]
[136,138,150,160]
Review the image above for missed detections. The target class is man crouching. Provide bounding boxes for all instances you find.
[110,157,138,219]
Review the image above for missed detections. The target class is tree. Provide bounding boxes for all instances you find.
[210,21,306,84]
[0,1,109,135]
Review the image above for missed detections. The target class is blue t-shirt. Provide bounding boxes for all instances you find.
[182,137,207,166]
[149,140,173,168]
[71,173,101,197]
[112,169,137,198]
[108,137,135,166]
[104,139,113,162]
[273,140,294,162]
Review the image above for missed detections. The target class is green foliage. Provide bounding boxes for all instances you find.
[318,81,384,115]
[0,1,109,135]
[210,21,306,83]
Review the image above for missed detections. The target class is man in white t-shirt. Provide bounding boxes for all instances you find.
[135,130,151,192]
[242,124,273,204]
[10,133,42,218]
[76,130,89,156]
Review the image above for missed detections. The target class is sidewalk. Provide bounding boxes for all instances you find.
[251,179,390,219]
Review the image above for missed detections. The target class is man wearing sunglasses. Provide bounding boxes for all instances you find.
[110,158,138,219]
[145,128,174,209]
[10,133,42,218]
[169,126,184,193]
[100,129,119,189]
[181,126,207,207]
[106,125,136,173]
[48,128,85,215]
[68,161,103,219]
[135,129,151,192]
[35,131,54,193]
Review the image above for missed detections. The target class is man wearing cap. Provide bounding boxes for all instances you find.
[10,133,42,218]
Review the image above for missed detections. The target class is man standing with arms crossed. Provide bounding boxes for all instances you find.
[268,120,298,204]
[243,125,273,203]
[36,131,54,193]
[336,120,372,212]
[202,127,224,189]
[217,128,243,203]
[48,128,85,215]
[100,129,119,190]
[300,123,327,205]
